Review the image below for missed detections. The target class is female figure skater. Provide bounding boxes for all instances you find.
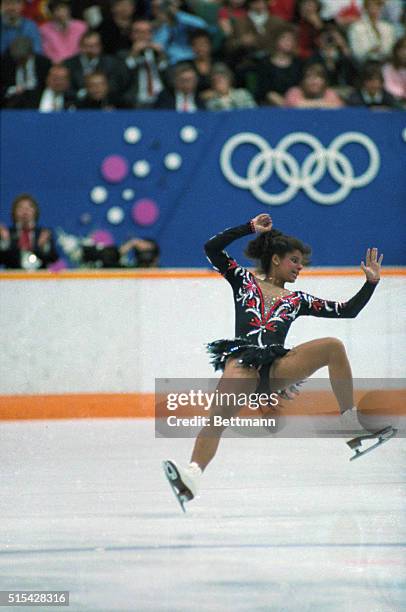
[164,213,383,508]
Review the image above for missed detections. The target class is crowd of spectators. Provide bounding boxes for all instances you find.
[0,0,405,110]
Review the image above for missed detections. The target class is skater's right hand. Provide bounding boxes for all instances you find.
[251,214,273,233]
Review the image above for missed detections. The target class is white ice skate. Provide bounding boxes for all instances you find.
[340,407,365,435]
[341,407,397,461]
[162,460,202,512]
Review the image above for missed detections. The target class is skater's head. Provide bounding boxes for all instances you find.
[245,229,311,282]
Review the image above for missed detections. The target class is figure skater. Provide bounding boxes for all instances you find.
[164,213,383,508]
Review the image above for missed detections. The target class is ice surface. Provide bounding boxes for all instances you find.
[0,419,405,612]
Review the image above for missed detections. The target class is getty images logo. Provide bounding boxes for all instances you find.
[220,131,380,205]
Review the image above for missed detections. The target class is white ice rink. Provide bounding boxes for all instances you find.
[0,419,405,612]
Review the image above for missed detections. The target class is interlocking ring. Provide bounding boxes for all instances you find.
[220,131,380,205]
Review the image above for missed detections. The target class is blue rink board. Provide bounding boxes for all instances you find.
[1,108,405,266]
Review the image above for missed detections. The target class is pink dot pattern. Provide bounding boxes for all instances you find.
[101,155,129,183]
[131,199,159,226]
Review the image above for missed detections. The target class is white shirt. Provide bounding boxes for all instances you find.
[348,15,396,63]
[175,92,197,112]
[126,49,163,104]
[39,88,64,112]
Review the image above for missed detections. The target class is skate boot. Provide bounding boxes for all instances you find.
[340,406,365,436]
[162,460,202,512]
[341,407,397,461]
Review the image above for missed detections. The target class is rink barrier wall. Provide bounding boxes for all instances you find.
[2,109,406,267]
[1,269,405,420]
[0,268,405,280]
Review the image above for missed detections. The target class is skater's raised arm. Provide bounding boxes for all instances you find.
[204,214,272,276]
[299,247,383,319]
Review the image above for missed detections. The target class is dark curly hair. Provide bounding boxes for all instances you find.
[244,229,311,275]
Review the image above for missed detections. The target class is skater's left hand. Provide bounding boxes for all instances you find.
[361,248,383,283]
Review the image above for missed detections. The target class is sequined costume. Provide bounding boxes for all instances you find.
[205,223,377,376]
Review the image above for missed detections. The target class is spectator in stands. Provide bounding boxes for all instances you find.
[23,0,49,24]
[38,64,76,111]
[64,30,129,100]
[151,0,210,65]
[1,0,42,53]
[0,193,58,269]
[346,60,400,108]
[348,0,396,65]
[383,35,406,103]
[296,0,325,60]
[269,0,296,22]
[119,237,160,267]
[217,0,247,39]
[190,30,217,99]
[318,0,362,26]
[154,62,205,110]
[205,62,256,109]
[76,70,123,109]
[119,18,167,108]
[255,24,302,106]
[97,0,136,55]
[70,0,109,23]
[225,0,285,68]
[381,0,405,38]
[306,22,357,89]
[284,62,344,107]
[1,35,50,107]
[39,0,87,63]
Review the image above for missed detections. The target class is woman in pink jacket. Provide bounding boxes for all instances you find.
[40,0,87,63]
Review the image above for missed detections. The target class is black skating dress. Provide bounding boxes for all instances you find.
[205,222,378,389]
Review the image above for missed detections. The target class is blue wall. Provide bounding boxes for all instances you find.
[1,109,405,266]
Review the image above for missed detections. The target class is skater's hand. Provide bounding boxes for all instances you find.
[251,214,272,233]
[361,248,383,283]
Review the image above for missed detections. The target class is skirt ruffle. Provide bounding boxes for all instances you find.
[206,337,290,372]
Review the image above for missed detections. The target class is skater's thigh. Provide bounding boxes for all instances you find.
[270,337,335,385]
[210,357,259,419]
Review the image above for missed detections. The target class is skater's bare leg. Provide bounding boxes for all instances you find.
[270,337,353,413]
[190,358,259,470]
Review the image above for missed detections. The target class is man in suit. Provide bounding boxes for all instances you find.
[37,64,77,111]
[346,60,400,110]
[0,193,58,269]
[64,29,129,100]
[76,70,124,109]
[119,19,168,108]
[1,35,50,107]
[154,62,205,110]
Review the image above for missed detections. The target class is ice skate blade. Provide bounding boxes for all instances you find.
[347,426,397,461]
[162,460,193,513]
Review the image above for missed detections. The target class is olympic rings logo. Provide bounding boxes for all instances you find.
[220,131,380,205]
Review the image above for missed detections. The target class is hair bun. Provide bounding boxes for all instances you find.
[269,228,283,241]
[245,233,266,259]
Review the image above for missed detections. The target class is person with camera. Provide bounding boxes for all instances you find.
[119,237,160,268]
[151,0,209,65]
[119,18,168,108]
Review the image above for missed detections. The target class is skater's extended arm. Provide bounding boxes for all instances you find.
[204,223,254,275]
[204,214,272,276]
[299,247,383,319]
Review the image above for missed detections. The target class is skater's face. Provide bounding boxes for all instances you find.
[271,249,304,283]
